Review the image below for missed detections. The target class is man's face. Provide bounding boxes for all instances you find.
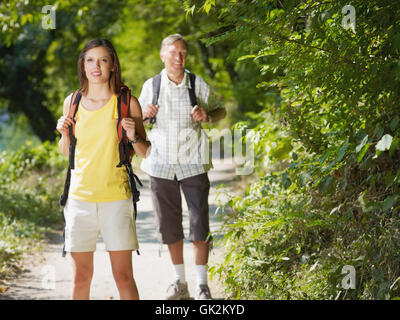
[160,40,187,75]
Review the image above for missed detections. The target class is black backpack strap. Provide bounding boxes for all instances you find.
[147,73,162,124]
[188,72,197,107]
[68,91,81,170]
[152,73,162,106]
[144,71,196,122]
[59,91,81,207]
[115,88,143,222]
[116,88,129,168]
[60,166,71,257]
[59,90,82,258]
[68,125,77,169]
[124,162,143,215]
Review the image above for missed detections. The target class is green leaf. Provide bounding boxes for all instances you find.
[185,5,196,19]
[356,135,368,153]
[281,172,292,189]
[373,149,382,159]
[299,172,311,186]
[389,136,399,157]
[390,117,400,131]
[375,126,384,140]
[203,0,215,14]
[237,54,256,61]
[319,150,330,164]
[269,9,284,19]
[358,143,371,163]
[382,195,397,211]
[394,33,400,50]
[337,139,349,163]
[320,176,333,192]
[376,134,393,151]
[385,172,395,188]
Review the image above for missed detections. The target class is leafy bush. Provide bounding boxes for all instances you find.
[0,142,67,279]
[0,212,43,279]
[212,114,400,300]
[200,0,400,300]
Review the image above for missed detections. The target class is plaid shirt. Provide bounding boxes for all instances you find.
[138,68,223,181]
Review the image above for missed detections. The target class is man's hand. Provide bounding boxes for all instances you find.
[191,105,207,122]
[143,104,159,120]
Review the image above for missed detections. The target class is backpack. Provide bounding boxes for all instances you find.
[144,71,197,124]
[59,85,142,257]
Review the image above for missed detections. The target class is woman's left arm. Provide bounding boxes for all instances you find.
[121,96,151,158]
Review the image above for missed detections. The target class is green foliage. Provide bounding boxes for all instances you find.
[1,0,256,142]
[199,0,400,299]
[2,0,400,300]
[0,114,41,151]
[1,0,126,141]
[0,142,67,279]
[0,212,43,279]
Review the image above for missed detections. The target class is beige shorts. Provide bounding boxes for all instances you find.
[63,198,139,252]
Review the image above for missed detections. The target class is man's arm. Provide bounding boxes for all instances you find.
[207,107,226,123]
[193,75,226,124]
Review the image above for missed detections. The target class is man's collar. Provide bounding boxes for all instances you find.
[161,68,191,88]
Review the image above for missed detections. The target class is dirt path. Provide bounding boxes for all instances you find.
[0,160,237,300]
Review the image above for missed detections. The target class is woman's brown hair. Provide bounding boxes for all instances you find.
[77,39,123,96]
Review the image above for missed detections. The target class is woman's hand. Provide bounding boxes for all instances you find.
[121,117,136,141]
[57,116,74,136]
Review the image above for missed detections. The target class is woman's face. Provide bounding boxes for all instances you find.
[83,46,114,85]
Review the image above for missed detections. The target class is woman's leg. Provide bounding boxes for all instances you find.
[109,250,139,300]
[70,252,94,300]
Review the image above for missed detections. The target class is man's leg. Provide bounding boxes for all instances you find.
[180,173,212,299]
[150,176,189,299]
[168,238,184,265]
[180,173,211,262]
[193,240,210,292]
[168,239,186,285]
[193,240,209,265]
[150,176,184,245]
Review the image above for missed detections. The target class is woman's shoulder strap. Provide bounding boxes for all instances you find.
[68,89,82,119]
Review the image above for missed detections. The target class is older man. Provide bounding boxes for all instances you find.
[138,34,226,300]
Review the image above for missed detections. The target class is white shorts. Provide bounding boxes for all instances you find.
[63,198,139,252]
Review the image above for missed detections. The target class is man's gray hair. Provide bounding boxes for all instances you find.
[160,34,188,52]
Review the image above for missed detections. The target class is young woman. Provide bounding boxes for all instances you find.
[56,39,150,300]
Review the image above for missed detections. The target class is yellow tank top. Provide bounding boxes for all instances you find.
[69,94,131,202]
